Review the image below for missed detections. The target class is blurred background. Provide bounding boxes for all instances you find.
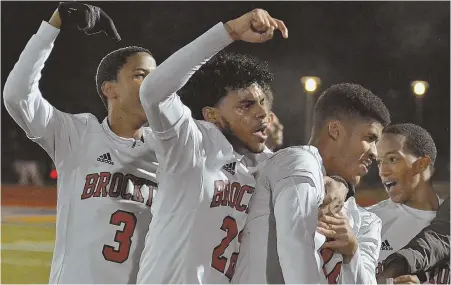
[1,1,449,283]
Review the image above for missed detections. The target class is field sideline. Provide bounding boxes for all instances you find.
[1,222,54,284]
[1,183,448,283]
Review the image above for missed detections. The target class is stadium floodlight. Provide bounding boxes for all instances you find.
[301,76,321,93]
[411,81,429,97]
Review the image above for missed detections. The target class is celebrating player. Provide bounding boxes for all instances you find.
[136,8,288,284]
[366,123,449,284]
[3,3,158,283]
[233,83,391,284]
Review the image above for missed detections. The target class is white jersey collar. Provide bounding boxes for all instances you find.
[102,117,141,147]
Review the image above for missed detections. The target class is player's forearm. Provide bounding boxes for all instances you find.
[3,20,59,135]
[139,23,233,131]
[341,217,381,284]
[394,197,450,274]
[274,178,322,283]
[340,248,378,284]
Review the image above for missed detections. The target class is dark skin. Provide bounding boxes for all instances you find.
[313,117,383,263]
[376,133,438,211]
[202,83,271,154]
[49,10,157,140]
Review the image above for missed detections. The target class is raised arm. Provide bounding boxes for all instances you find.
[139,9,288,135]
[3,4,120,165]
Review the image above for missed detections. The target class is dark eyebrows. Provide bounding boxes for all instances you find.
[368,132,379,142]
[132,67,150,73]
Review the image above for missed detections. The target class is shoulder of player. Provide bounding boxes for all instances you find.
[355,204,382,230]
[269,145,322,169]
[345,197,382,229]
[260,146,323,188]
[195,119,236,160]
[364,199,393,214]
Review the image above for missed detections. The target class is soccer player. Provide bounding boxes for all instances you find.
[3,3,158,283]
[366,123,449,284]
[136,9,288,284]
[233,83,391,284]
[379,196,449,284]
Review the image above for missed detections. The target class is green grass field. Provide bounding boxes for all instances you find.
[1,223,55,284]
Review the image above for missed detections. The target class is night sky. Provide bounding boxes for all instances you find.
[1,1,450,183]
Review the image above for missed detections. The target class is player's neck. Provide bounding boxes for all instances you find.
[107,111,145,140]
[404,182,439,211]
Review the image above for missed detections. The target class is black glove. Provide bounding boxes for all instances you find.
[58,2,121,41]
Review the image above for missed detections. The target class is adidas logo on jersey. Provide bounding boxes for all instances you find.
[97,153,114,165]
[222,162,236,175]
[381,239,393,250]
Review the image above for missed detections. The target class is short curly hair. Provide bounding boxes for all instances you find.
[383,123,437,165]
[313,83,391,128]
[179,51,274,120]
[96,46,152,109]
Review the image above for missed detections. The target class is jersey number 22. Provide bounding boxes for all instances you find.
[211,216,243,280]
[102,210,137,263]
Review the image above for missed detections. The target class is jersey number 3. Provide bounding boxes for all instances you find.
[211,216,242,280]
[102,210,137,263]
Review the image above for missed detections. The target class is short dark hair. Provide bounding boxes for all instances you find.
[383,123,437,165]
[313,83,391,128]
[95,46,152,109]
[179,51,274,120]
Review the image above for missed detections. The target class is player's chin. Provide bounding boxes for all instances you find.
[388,190,404,203]
[247,141,266,153]
[349,175,361,186]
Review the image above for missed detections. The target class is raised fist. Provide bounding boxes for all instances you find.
[58,2,121,41]
[225,9,288,43]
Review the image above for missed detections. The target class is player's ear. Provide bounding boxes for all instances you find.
[202,106,219,124]
[102,81,117,99]
[268,112,275,125]
[327,120,343,141]
[412,155,432,175]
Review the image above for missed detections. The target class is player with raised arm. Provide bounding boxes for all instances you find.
[3,3,158,283]
[367,123,449,284]
[233,83,391,284]
[136,9,288,284]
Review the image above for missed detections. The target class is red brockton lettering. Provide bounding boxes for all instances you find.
[210,180,254,212]
[81,172,156,207]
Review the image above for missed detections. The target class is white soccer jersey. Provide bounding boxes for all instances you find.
[232,146,325,284]
[3,21,158,284]
[136,23,256,284]
[316,197,381,284]
[366,199,449,284]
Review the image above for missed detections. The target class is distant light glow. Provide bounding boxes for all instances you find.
[411,81,429,97]
[50,169,57,179]
[305,78,318,92]
[413,82,426,96]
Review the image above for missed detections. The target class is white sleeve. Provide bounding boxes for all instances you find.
[3,21,87,166]
[138,23,233,173]
[269,148,325,284]
[273,177,323,284]
[339,213,382,284]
